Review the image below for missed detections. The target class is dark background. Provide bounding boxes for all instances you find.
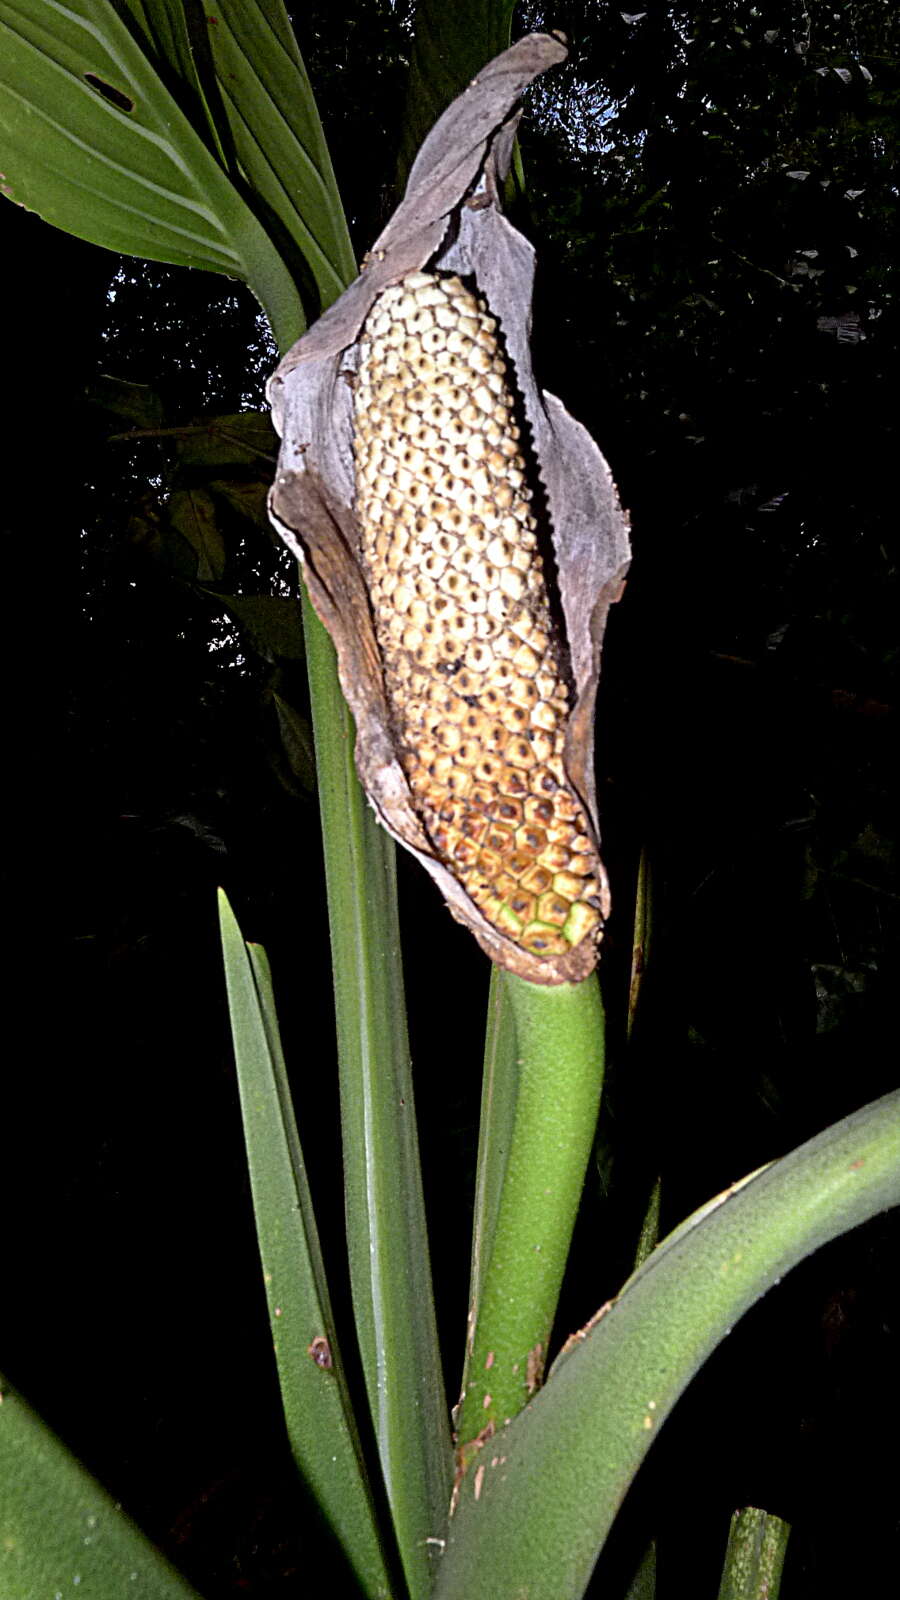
[3,3,898,1595]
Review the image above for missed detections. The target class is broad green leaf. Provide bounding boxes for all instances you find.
[168,486,226,581]
[93,397,276,470]
[0,1378,203,1599]
[207,475,269,525]
[270,689,315,792]
[0,0,303,349]
[201,0,357,313]
[88,373,167,428]
[397,0,516,187]
[211,592,305,662]
[435,1089,900,1600]
[301,594,453,1600]
[218,892,394,1600]
[174,412,277,469]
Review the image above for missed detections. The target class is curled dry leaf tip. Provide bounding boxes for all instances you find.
[267,34,630,985]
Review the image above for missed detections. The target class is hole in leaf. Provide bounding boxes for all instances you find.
[84,73,135,114]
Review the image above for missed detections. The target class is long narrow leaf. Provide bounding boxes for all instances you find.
[627,846,652,1045]
[227,0,460,1575]
[0,0,302,348]
[717,1507,791,1600]
[466,967,518,1341]
[435,1089,900,1600]
[193,3,454,1581]
[121,0,231,166]
[301,599,453,1600]
[397,0,516,187]
[202,0,357,311]
[0,1379,203,1600]
[218,890,394,1600]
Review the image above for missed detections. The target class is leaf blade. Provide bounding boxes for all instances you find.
[0,1380,203,1600]
[396,0,517,188]
[0,0,303,347]
[717,1506,791,1600]
[301,601,454,1600]
[466,966,518,1332]
[203,0,357,311]
[217,890,394,1600]
[436,1090,900,1600]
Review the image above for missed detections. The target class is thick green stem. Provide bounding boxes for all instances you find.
[456,971,605,1453]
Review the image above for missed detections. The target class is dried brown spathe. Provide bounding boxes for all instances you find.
[268,35,630,984]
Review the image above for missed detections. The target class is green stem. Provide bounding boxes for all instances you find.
[456,971,605,1453]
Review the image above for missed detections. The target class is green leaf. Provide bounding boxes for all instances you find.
[174,412,277,469]
[168,486,226,582]
[175,6,453,1577]
[0,1378,203,1599]
[208,475,269,524]
[120,0,233,167]
[270,688,316,792]
[217,891,394,1600]
[201,0,357,313]
[88,373,167,428]
[99,409,277,480]
[717,1506,791,1600]
[397,0,517,187]
[627,845,652,1045]
[0,0,303,349]
[633,1175,662,1271]
[624,1542,657,1600]
[436,1089,900,1600]
[467,967,519,1327]
[300,596,453,1600]
[211,592,305,662]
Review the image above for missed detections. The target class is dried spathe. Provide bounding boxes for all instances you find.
[268,35,630,983]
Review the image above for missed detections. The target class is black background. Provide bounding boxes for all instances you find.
[2,3,898,1595]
